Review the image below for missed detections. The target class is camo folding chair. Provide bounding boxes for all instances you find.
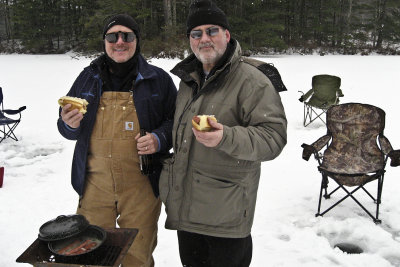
[301,103,400,223]
[299,74,344,127]
[0,87,26,143]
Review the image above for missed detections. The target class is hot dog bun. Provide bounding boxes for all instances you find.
[58,96,89,114]
[192,115,217,131]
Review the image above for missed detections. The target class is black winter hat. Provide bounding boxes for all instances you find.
[186,0,229,35]
[103,14,140,39]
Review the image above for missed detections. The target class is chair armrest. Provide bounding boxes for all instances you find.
[388,150,400,167]
[301,135,331,161]
[298,91,305,102]
[311,134,331,152]
[378,135,393,155]
[298,89,314,102]
[337,88,344,97]
[3,106,26,115]
[301,143,316,161]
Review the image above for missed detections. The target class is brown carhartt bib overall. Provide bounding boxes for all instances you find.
[77,91,161,267]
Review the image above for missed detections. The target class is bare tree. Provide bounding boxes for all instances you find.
[375,0,387,48]
[164,0,172,27]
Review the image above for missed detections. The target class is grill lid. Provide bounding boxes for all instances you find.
[38,214,90,242]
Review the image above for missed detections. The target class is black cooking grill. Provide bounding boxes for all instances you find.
[16,228,138,267]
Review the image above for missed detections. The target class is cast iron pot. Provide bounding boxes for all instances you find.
[38,214,107,256]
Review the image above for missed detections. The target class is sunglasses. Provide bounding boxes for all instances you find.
[104,31,136,43]
[189,26,221,40]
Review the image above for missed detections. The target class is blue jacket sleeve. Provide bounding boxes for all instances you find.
[152,73,177,153]
[57,70,89,140]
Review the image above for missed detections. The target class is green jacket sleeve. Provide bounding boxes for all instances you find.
[217,77,287,162]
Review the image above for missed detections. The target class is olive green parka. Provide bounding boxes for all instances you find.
[159,40,287,238]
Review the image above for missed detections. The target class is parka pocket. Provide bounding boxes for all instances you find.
[188,173,245,227]
[159,157,174,205]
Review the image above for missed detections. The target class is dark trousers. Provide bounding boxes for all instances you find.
[177,230,253,267]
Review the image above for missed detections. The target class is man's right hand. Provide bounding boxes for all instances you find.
[61,104,83,129]
[192,118,223,148]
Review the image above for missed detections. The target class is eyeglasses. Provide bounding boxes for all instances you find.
[189,26,221,40]
[104,31,136,43]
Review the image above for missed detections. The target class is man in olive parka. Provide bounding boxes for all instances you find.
[159,1,287,266]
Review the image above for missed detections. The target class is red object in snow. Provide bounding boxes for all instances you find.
[0,166,4,188]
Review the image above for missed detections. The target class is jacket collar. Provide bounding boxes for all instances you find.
[90,54,158,81]
[135,55,158,80]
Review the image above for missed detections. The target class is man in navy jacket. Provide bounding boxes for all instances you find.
[57,14,177,267]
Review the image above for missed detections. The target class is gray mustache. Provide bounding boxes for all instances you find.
[199,43,214,49]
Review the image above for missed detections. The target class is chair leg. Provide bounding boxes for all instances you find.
[316,178,324,217]
[303,105,327,127]
[341,185,381,223]
[311,108,327,125]
[375,175,384,224]
[304,106,313,127]
[325,186,342,199]
[361,186,377,203]
[0,122,20,142]
[0,125,6,143]
[317,176,383,223]
[304,104,311,127]
[6,122,20,141]
[318,185,356,217]
[316,174,329,217]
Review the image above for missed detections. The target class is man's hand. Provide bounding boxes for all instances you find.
[61,104,83,129]
[192,117,223,147]
[136,132,159,155]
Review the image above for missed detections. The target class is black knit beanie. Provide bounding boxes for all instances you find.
[103,14,140,40]
[186,0,229,35]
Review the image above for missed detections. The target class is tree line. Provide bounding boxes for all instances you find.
[1,0,399,57]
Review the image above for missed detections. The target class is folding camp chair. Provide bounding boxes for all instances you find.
[301,103,400,223]
[0,87,26,143]
[299,74,344,127]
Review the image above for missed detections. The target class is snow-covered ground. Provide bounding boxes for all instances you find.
[1,53,400,267]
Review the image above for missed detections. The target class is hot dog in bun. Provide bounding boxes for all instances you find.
[58,96,89,114]
[192,115,217,131]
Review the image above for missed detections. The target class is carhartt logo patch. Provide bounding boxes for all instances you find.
[125,122,134,131]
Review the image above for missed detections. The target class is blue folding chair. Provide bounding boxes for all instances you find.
[0,87,26,143]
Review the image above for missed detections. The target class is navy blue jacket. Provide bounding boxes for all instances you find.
[57,55,177,197]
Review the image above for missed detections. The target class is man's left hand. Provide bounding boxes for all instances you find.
[136,132,158,155]
[192,118,223,147]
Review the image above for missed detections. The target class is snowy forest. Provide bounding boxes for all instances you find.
[1,0,400,56]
